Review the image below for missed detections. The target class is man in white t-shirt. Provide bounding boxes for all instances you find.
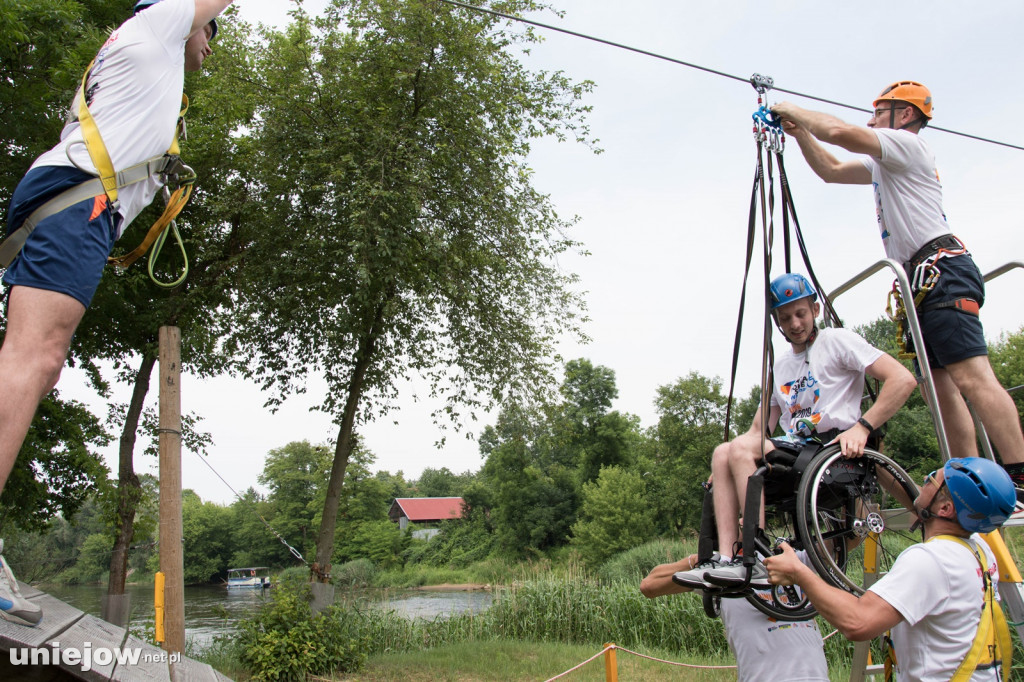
[673,273,916,588]
[0,0,233,627]
[765,457,1016,681]
[641,552,829,682]
[770,83,1024,506]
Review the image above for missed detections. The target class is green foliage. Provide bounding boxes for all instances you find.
[0,392,111,532]
[336,519,408,570]
[237,581,370,681]
[646,372,729,533]
[570,467,654,567]
[334,558,378,588]
[181,491,234,584]
[403,517,496,568]
[990,327,1024,422]
[59,533,112,584]
[415,467,475,497]
[596,538,693,585]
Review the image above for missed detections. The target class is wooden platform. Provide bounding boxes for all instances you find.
[0,582,232,681]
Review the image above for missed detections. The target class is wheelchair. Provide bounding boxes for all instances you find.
[696,439,921,622]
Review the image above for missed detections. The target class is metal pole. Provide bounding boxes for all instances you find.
[158,325,185,654]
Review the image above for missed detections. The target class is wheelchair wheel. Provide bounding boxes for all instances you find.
[742,487,817,622]
[702,591,721,619]
[796,445,921,594]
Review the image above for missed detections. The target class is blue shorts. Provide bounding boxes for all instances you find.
[3,166,116,308]
[910,253,988,370]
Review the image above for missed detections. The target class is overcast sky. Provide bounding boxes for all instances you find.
[60,1,1024,504]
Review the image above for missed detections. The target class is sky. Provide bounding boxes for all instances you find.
[60,1,1024,505]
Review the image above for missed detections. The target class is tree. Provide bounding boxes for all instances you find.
[570,466,653,567]
[415,467,475,497]
[0,392,110,532]
[259,441,332,563]
[646,372,730,533]
[220,0,594,584]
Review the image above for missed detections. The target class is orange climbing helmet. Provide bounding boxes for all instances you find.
[873,81,933,119]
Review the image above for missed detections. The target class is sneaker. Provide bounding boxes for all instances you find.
[672,554,728,591]
[703,556,772,589]
[0,540,42,627]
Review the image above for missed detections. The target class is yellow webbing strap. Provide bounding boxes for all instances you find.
[77,60,119,207]
[932,535,1012,682]
[108,184,191,270]
[76,60,191,283]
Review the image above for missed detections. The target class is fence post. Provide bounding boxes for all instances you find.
[603,643,617,682]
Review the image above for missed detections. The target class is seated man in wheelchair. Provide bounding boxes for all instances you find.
[674,272,917,590]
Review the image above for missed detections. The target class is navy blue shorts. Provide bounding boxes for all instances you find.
[3,166,116,308]
[910,253,988,370]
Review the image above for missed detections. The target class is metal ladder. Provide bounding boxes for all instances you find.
[828,258,1024,681]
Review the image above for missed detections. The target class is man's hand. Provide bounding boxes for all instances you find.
[831,422,870,459]
[763,542,807,586]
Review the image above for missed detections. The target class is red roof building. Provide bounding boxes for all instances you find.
[388,497,465,530]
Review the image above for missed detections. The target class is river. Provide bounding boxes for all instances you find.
[44,583,495,649]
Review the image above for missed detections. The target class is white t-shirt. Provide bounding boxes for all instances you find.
[868,534,1001,682]
[772,327,883,438]
[859,128,951,264]
[720,551,828,682]
[30,0,194,236]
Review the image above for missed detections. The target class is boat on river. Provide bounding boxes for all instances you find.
[226,566,271,590]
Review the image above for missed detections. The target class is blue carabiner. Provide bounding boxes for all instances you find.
[751,105,782,131]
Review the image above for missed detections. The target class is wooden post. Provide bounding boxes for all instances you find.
[603,643,617,682]
[158,326,185,654]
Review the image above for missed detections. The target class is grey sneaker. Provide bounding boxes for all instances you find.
[0,540,42,627]
[704,556,771,589]
[672,554,728,591]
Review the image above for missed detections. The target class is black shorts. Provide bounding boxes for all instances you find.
[910,253,987,370]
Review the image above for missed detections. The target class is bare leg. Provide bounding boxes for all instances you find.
[945,355,1024,465]
[713,431,773,556]
[0,286,85,497]
[928,368,979,458]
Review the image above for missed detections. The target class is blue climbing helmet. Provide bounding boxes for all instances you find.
[769,273,817,310]
[134,0,218,40]
[943,458,1016,533]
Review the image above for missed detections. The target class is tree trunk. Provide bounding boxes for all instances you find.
[102,353,155,626]
[311,297,389,592]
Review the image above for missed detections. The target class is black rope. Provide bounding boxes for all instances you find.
[433,0,1024,152]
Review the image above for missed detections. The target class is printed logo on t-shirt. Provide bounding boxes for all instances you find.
[781,374,821,434]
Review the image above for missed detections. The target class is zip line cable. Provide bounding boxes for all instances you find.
[435,0,1024,152]
[191,450,309,565]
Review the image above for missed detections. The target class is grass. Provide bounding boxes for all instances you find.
[200,532,1024,680]
[326,640,739,682]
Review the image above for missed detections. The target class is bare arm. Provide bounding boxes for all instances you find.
[640,555,698,598]
[746,404,782,439]
[834,353,917,458]
[193,0,234,35]
[764,543,903,640]
[771,102,874,185]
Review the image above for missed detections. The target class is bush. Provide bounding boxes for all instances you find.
[596,538,694,584]
[237,581,370,681]
[334,558,377,588]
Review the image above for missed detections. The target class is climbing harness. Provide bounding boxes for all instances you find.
[885,234,973,360]
[892,535,1012,682]
[0,59,195,288]
[723,73,843,441]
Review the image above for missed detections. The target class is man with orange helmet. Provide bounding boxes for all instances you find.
[771,83,1024,507]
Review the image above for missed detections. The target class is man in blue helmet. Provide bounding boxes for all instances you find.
[0,0,233,627]
[673,273,916,589]
[765,457,1015,680]
[771,85,1024,506]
